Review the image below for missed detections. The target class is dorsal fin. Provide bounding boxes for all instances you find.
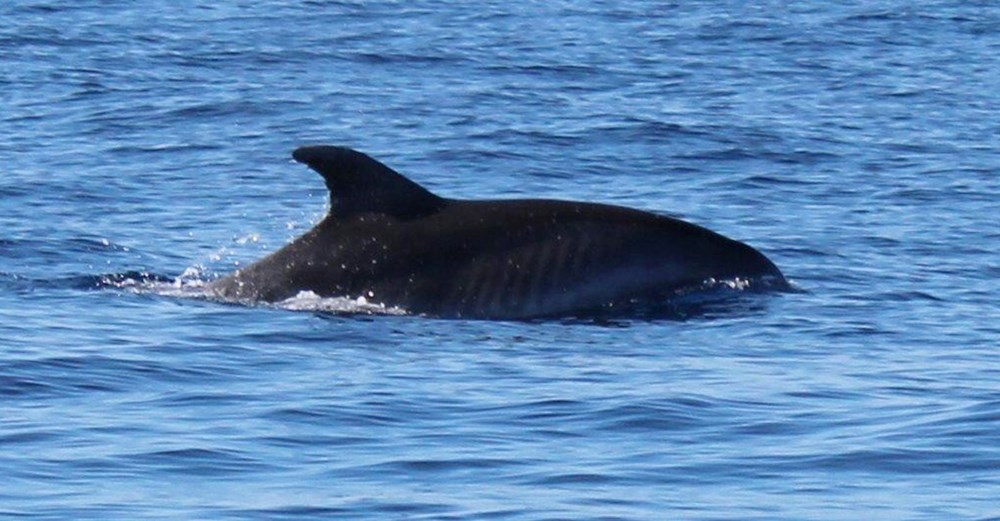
[292,145,447,220]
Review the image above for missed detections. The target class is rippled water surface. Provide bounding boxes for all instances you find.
[3,1,999,519]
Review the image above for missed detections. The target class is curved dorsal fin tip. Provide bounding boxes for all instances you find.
[292,145,359,166]
[290,145,445,220]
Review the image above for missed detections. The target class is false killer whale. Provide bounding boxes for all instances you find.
[209,146,787,319]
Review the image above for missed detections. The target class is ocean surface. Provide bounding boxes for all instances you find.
[3,1,999,519]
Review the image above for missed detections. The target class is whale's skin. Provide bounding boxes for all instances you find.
[209,146,786,319]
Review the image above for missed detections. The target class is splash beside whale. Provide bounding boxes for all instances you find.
[209,146,787,319]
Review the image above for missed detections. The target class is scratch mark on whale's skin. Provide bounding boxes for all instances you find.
[209,146,788,319]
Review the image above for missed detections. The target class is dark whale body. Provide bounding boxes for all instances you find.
[209,146,787,319]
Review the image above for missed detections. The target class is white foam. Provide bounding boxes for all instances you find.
[702,277,753,291]
[277,290,407,315]
[111,269,408,316]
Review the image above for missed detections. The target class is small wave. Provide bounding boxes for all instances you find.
[95,271,176,288]
[551,276,790,325]
[92,269,409,317]
[657,278,789,319]
[82,268,211,299]
[81,268,781,321]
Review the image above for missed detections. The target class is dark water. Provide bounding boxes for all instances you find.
[3,1,999,519]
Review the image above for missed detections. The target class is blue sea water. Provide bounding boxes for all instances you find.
[3,0,1000,519]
